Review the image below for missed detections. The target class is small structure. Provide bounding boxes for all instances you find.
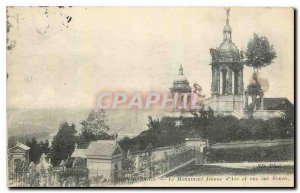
[86,140,123,184]
[185,138,208,165]
[71,143,86,159]
[8,142,30,177]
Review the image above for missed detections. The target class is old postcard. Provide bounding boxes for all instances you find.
[6,7,294,187]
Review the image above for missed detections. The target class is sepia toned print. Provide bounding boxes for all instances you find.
[7,7,294,187]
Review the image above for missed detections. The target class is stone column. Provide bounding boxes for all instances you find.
[211,66,217,95]
[234,71,238,95]
[216,67,220,95]
[227,68,233,95]
[238,69,244,95]
[222,70,227,95]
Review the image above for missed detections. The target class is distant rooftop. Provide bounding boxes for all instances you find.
[71,148,87,159]
[86,140,123,157]
[8,142,30,152]
[256,97,293,110]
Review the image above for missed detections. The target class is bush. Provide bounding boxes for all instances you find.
[207,144,294,163]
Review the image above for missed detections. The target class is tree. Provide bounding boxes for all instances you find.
[147,116,160,135]
[121,150,135,175]
[25,138,50,164]
[245,33,277,73]
[50,122,77,166]
[190,106,214,119]
[81,109,109,135]
[245,73,264,119]
[26,138,42,164]
[244,34,276,118]
[119,137,133,153]
[78,109,113,148]
[39,139,50,155]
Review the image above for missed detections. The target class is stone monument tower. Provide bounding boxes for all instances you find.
[204,8,245,117]
[170,64,191,95]
[170,64,192,111]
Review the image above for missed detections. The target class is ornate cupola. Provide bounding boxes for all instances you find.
[209,8,244,96]
[170,64,191,95]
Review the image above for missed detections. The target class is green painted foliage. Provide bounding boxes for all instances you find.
[245,33,277,69]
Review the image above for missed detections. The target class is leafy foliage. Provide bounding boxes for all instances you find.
[81,109,109,135]
[50,122,77,166]
[78,109,113,148]
[245,33,277,70]
[119,116,186,152]
[15,160,28,174]
[25,109,114,167]
[121,151,135,174]
[207,144,294,163]
[26,138,50,164]
[245,73,264,119]
[119,107,294,151]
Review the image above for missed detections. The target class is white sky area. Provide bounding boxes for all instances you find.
[7,7,294,109]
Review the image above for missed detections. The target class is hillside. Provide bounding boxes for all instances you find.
[7,108,172,141]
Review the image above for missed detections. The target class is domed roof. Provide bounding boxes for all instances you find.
[211,8,241,62]
[174,64,188,82]
[218,41,240,60]
[175,74,188,82]
[170,65,191,93]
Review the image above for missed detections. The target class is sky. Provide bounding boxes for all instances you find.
[7,7,294,109]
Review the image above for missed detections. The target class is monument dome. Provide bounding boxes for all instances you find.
[170,64,191,93]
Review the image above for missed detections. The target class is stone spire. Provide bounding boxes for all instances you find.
[223,7,232,42]
[225,7,230,25]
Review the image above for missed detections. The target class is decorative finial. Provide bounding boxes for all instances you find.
[225,7,231,25]
[179,64,184,75]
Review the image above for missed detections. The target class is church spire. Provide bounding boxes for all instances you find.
[223,7,232,42]
[225,7,230,25]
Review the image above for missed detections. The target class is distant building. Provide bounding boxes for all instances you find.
[85,140,123,183]
[170,64,192,113]
[170,64,192,95]
[8,142,30,177]
[255,97,293,111]
[71,143,86,159]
